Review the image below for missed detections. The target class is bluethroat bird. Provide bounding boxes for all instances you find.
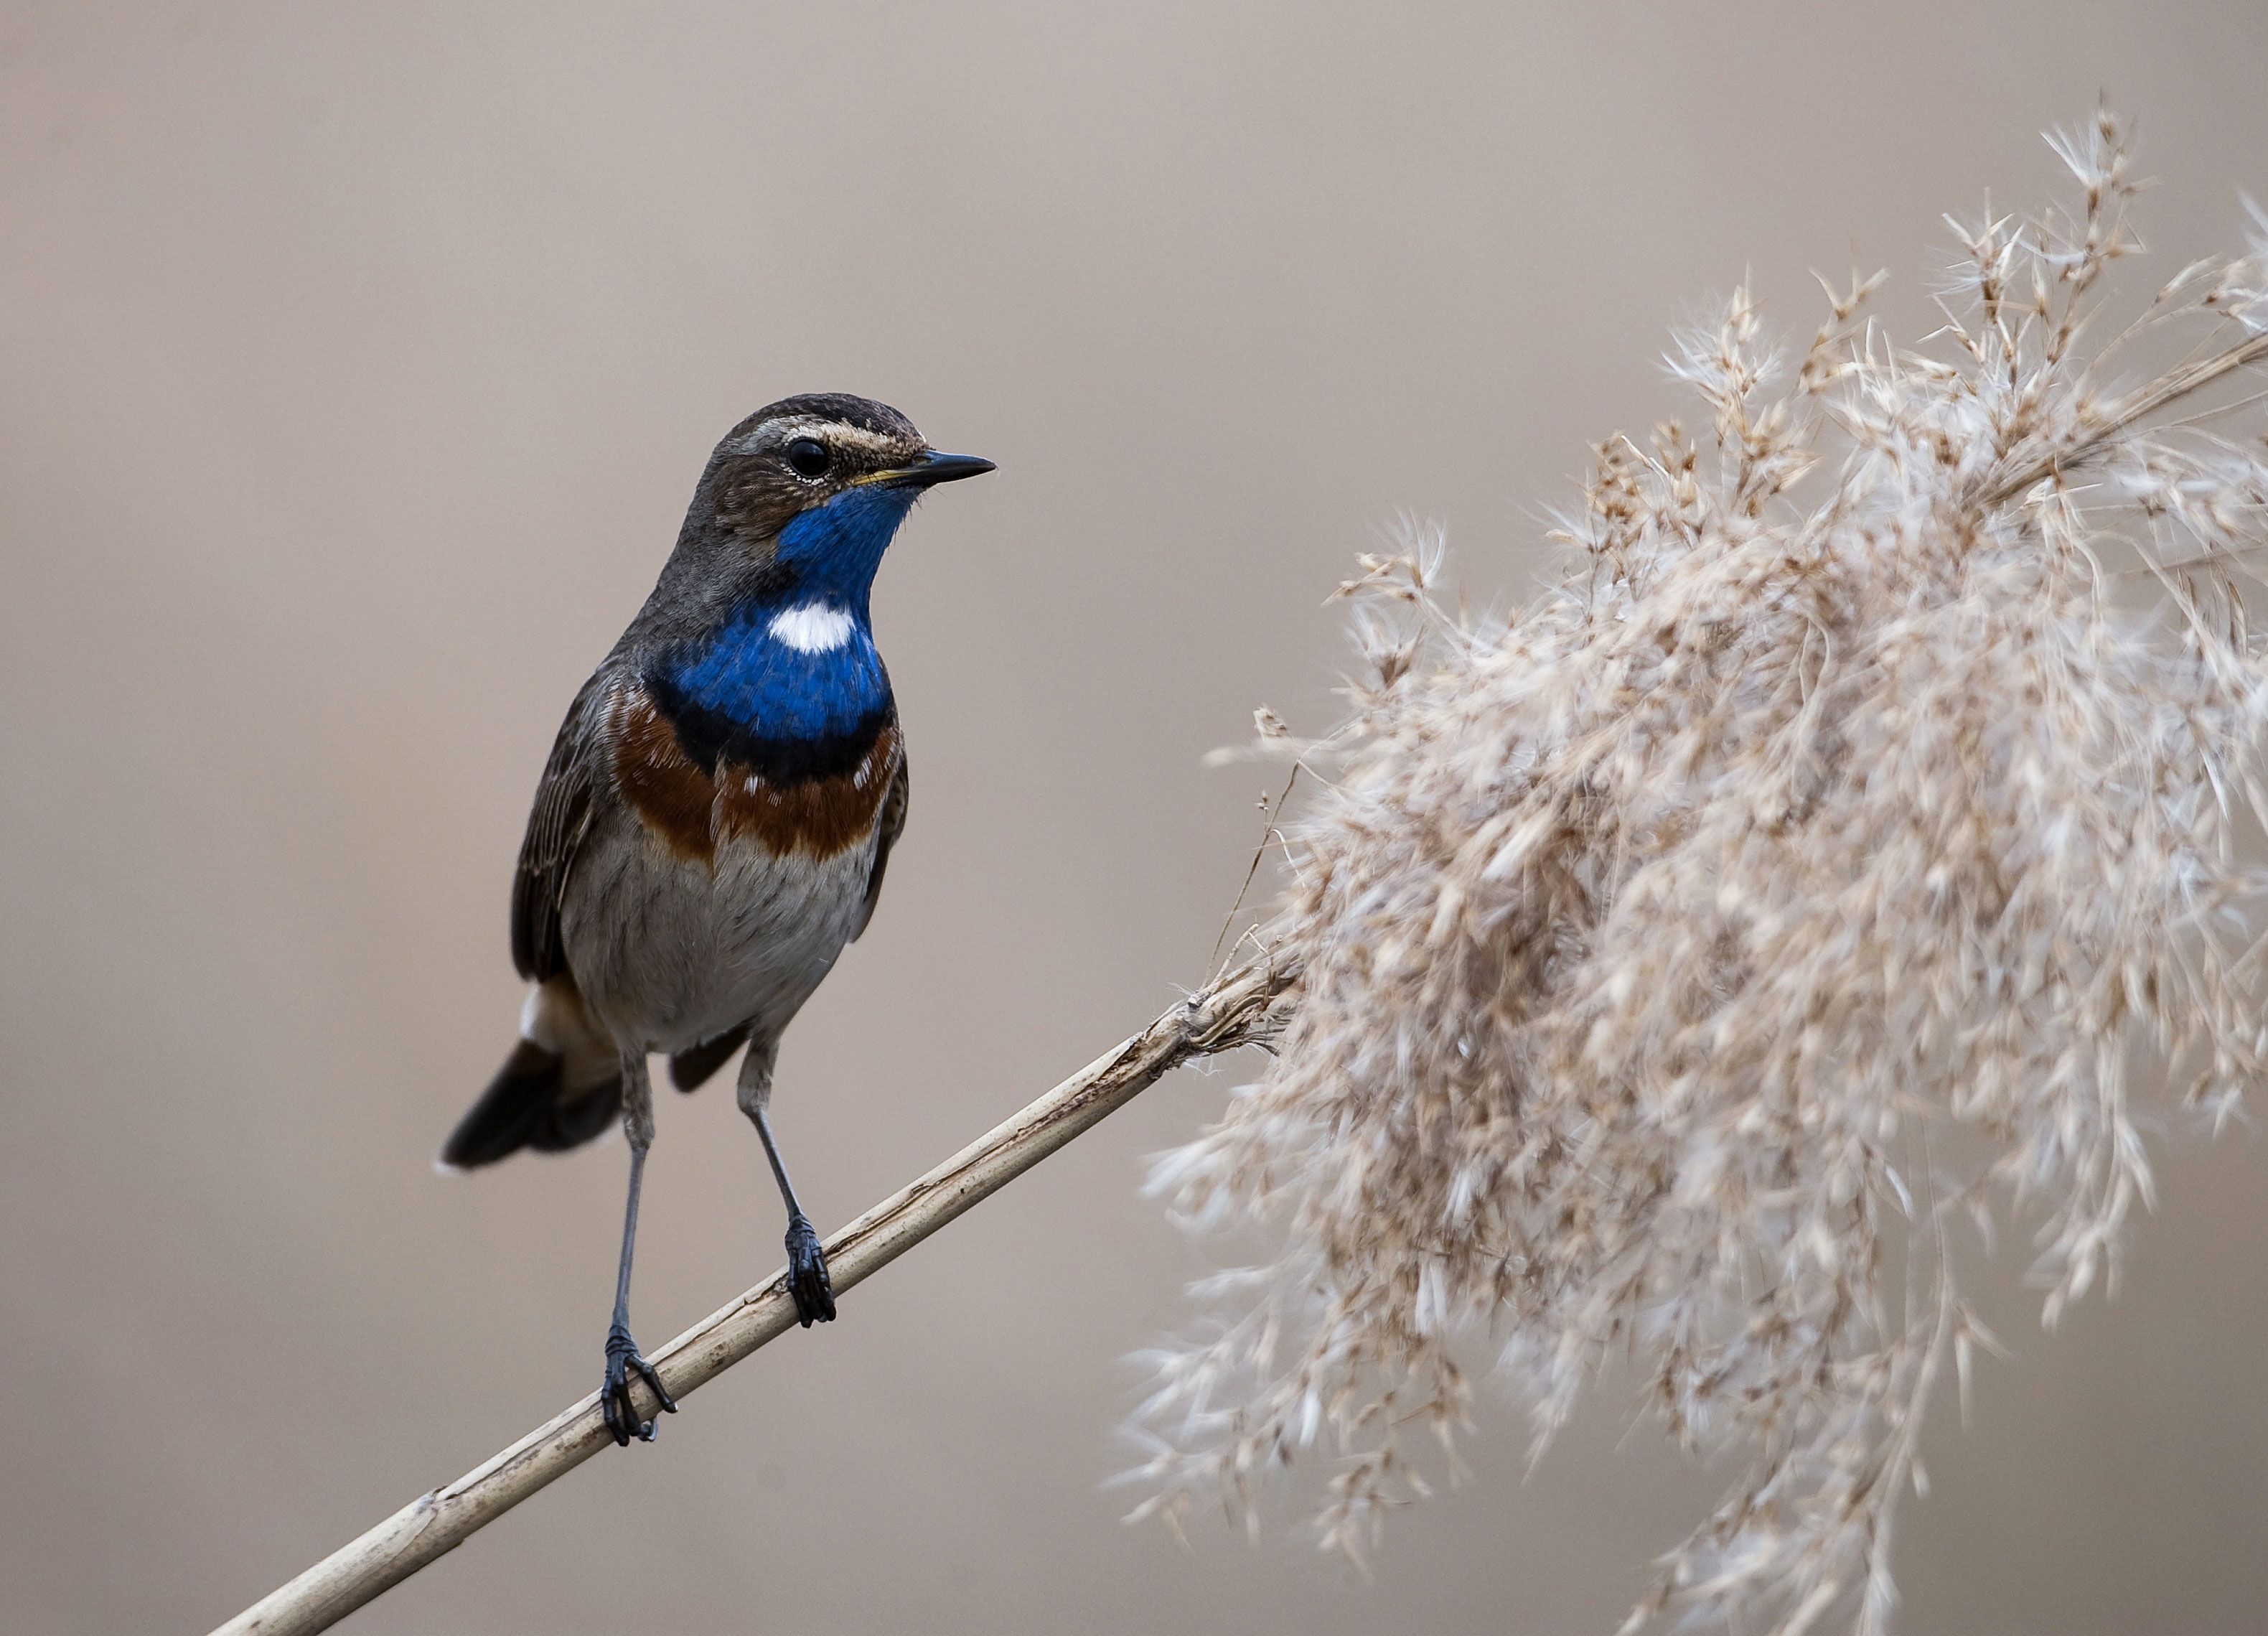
[439,395,993,1446]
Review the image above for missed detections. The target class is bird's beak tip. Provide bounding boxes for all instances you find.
[909,451,996,485]
[848,449,996,490]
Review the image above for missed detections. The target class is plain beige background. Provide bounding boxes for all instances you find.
[6,4,2268,1632]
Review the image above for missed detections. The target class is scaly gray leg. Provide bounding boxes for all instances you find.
[600,1052,677,1444]
[736,1037,835,1327]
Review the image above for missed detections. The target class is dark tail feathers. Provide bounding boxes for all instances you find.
[669,1024,750,1092]
[440,1039,622,1169]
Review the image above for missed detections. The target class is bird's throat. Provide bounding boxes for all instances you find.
[772,482,920,602]
[660,604,890,747]
[647,481,915,772]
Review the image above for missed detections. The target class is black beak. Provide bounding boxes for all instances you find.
[873,449,996,489]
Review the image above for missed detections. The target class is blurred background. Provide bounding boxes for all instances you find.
[6,3,2268,1632]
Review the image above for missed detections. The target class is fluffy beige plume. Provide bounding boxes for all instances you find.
[1133,110,2268,1636]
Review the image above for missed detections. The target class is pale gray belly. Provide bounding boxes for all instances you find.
[561,808,876,1055]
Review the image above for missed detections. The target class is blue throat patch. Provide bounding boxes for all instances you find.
[662,483,918,744]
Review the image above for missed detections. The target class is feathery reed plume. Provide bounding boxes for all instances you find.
[1133,110,2268,1636]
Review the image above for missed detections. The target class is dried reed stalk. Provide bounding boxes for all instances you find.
[207,953,1294,1636]
[1133,111,2268,1636]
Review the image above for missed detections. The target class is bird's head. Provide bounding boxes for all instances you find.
[695,393,993,600]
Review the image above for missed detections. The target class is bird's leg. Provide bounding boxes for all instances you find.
[600,1052,676,1446]
[736,1038,835,1327]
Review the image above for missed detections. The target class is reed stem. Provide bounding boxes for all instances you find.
[208,953,1295,1636]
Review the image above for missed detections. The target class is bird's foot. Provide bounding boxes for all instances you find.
[784,1214,835,1327]
[600,1324,678,1446]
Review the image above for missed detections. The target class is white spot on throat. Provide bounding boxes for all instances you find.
[767,602,856,653]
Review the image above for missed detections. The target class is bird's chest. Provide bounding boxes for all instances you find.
[573,675,900,1049]
[608,611,899,868]
[608,681,900,867]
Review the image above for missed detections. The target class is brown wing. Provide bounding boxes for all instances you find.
[510,678,608,981]
[851,747,909,942]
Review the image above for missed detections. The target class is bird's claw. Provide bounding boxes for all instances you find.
[601,1324,677,1446]
[784,1214,835,1327]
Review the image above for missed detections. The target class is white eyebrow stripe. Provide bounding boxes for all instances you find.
[767,602,857,653]
[751,419,908,462]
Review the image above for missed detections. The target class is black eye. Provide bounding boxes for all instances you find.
[784,438,830,479]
